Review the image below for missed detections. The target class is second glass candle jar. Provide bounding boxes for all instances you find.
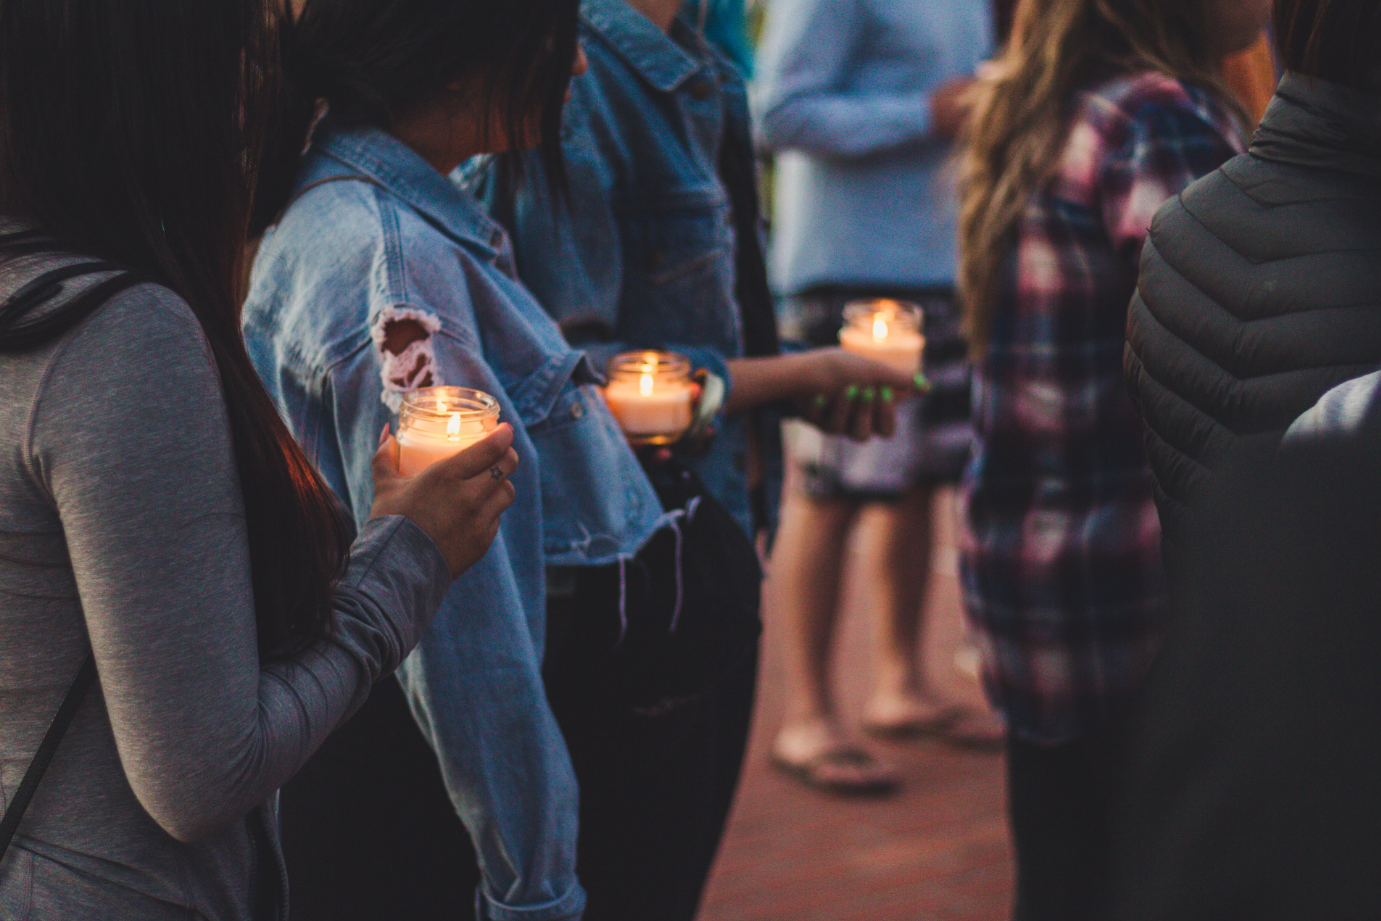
[603,351,695,446]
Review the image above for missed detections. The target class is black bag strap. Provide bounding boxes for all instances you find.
[0,654,97,859]
[0,261,146,354]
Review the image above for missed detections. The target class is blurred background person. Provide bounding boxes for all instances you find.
[957,0,1267,916]
[1115,1,1381,917]
[754,0,997,795]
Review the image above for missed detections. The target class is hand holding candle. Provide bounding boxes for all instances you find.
[370,418,518,580]
[602,351,695,446]
[396,386,502,476]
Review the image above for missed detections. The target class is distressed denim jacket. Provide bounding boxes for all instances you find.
[243,123,663,921]
[477,0,765,536]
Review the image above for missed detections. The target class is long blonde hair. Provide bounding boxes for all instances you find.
[958,0,1245,356]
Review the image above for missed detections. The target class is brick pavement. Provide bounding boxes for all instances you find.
[699,488,1015,921]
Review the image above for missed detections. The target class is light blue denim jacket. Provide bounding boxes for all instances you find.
[243,123,664,921]
[477,0,761,536]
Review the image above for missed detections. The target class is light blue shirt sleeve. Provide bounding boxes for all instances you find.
[323,317,585,921]
[754,0,938,160]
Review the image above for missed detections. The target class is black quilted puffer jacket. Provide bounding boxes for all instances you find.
[1111,73,1381,921]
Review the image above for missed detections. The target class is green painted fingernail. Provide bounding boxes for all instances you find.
[880,386,894,402]
[812,394,828,409]
[913,373,932,392]
[862,387,876,402]
[844,385,859,400]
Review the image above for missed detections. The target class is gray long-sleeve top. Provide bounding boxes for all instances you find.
[0,254,452,920]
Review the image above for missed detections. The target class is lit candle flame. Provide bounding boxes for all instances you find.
[872,316,889,340]
[640,373,655,397]
[447,413,462,441]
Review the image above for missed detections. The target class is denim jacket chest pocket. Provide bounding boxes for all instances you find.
[613,188,740,351]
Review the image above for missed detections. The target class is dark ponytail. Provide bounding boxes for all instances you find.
[252,0,581,236]
[0,0,352,658]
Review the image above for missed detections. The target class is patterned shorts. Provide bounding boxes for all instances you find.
[779,287,973,500]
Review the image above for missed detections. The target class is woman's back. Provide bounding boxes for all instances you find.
[0,254,265,920]
[0,248,453,921]
[962,69,1244,743]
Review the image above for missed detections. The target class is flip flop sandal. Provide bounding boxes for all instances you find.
[771,746,901,797]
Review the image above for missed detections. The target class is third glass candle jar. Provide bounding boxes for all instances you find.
[839,299,925,375]
[397,386,501,476]
[603,351,695,446]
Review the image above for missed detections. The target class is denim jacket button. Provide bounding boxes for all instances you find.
[570,399,585,419]
[688,80,713,101]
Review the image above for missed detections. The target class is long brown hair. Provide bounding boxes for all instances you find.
[958,0,1245,356]
[0,0,351,658]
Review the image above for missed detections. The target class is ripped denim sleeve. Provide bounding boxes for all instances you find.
[370,305,444,411]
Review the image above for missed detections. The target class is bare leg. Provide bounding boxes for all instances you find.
[770,489,854,741]
[768,489,899,789]
[856,486,957,729]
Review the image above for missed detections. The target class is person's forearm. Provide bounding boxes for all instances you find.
[723,354,816,415]
[756,93,936,160]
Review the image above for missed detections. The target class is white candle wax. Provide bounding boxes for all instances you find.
[840,316,925,375]
[604,373,694,437]
[396,414,489,476]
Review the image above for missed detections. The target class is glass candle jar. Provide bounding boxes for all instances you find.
[839,299,925,375]
[396,386,501,476]
[603,351,695,446]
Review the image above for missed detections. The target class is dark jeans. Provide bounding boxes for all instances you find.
[279,607,758,921]
[279,676,478,921]
[1006,724,1121,921]
[543,594,759,921]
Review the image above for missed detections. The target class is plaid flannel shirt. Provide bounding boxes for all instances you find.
[960,71,1245,744]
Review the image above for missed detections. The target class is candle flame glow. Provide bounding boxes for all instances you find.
[873,316,889,340]
[640,373,655,397]
[447,413,462,440]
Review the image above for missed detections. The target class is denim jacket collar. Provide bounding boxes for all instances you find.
[303,122,505,261]
[581,0,704,93]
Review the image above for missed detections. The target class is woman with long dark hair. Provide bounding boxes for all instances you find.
[0,1,516,919]
[956,0,1268,917]
[241,1,670,919]
[1115,1,1381,917]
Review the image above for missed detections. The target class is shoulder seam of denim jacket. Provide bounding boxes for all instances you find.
[580,0,700,93]
[310,124,504,261]
[374,182,412,306]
